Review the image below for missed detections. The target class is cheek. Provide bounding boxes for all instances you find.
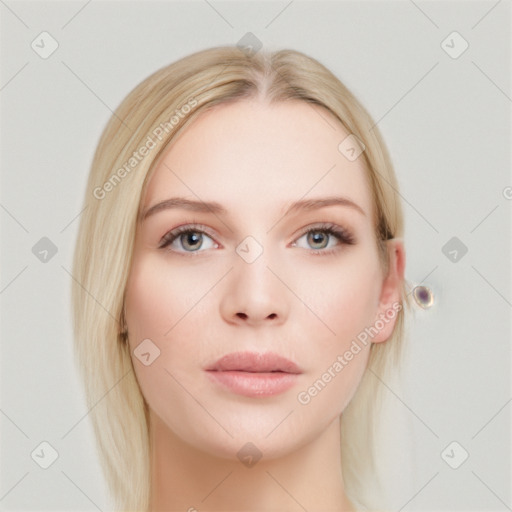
[123,256,213,415]
[124,256,195,404]
[288,252,382,410]
[124,253,225,385]
[294,251,382,346]
[124,255,215,342]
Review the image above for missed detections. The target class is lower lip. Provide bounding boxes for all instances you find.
[206,370,299,397]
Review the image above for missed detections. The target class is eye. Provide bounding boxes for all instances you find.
[292,223,355,254]
[159,224,219,253]
[158,222,355,256]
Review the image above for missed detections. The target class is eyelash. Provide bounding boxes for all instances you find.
[158,222,355,256]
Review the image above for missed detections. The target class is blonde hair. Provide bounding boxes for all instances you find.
[72,46,410,511]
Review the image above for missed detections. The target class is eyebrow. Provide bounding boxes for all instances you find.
[140,195,366,221]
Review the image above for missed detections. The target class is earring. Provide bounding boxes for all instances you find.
[412,285,434,309]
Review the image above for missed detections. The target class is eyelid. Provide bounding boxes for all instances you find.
[158,221,355,254]
[292,222,354,241]
[290,222,355,252]
[158,223,221,251]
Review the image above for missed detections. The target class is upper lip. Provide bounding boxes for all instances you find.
[206,351,302,374]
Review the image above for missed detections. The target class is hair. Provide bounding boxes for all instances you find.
[71,45,411,511]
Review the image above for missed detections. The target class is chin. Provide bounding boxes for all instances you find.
[193,432,303,464]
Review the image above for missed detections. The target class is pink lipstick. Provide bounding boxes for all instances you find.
[205,351,302,398]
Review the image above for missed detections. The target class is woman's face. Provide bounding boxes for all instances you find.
[124,98,400,460]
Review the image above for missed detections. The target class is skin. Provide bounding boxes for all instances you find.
[124,98,405,511]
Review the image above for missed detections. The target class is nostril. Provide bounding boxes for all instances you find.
[267,313,277,319]
[236,312,248,320]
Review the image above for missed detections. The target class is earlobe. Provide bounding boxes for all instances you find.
[371,238,406,344]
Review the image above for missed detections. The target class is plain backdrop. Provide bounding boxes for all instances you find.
[1,1,510,510]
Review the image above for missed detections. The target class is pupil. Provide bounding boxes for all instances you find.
[308,231,327,249]
[182,232,202,250]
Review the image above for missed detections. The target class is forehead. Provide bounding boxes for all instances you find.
[143,99,372,219]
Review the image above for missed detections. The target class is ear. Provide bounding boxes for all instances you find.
[371,238,406,344]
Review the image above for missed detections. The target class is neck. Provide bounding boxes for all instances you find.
[148,411,356,511]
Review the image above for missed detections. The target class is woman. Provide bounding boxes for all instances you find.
[72,46,409,511]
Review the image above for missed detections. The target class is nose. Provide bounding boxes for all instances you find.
[219,250,289,327]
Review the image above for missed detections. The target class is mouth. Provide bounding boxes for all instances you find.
[206,351,302,373]
[205,351,302,398]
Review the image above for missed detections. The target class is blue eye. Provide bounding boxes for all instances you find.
[159,222,355,256]
[292,224,355,253]
[159,225,218,253]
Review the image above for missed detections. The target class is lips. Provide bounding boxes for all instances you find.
[205,351,302,398]
[206,351,302,374]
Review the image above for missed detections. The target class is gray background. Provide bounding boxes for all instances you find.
[1,0,510,510]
